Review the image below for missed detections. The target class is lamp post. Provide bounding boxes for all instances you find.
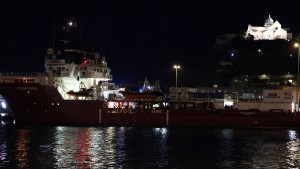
[173,65,180,87]
[294,43,300,112]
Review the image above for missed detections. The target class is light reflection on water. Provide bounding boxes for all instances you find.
[54,127,125,168]
[15,129,30,169]
[53,127,170,168]
[286,130,300,168]
[1,127,300,168]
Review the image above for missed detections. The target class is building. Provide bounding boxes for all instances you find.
[246,15,292,41]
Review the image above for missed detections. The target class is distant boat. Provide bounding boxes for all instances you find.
[0,95,15,126]
[120,78,164,100]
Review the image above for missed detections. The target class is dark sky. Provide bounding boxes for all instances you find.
[1,0,300,89]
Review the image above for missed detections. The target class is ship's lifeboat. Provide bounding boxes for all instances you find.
[67,88,94,99]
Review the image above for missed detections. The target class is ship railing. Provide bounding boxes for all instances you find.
[77,74,112,80]
[50,73,70,77]
[105,107,168,114]
[0,72,46,77]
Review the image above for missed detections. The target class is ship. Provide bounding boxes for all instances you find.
[0,94,14,126]
[119,78,164,100]
[165,87,300,128]
[1,18,300,128]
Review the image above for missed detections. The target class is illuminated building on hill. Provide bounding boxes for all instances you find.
[246,15,292,41]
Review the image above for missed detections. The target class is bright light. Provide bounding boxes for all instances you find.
[1,102,6,109]
[259,73,269,80]
[154,128,168,136]
[174,65,180,87]
[288,130,297,140]
[153,103,160,108]
[294,43,299,48]
[163,102,170,107]
[68,21,73,26]
[174,65,180,69]
[119,87,125,92]
[224,99,233,107]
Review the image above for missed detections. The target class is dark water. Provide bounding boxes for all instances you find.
[0,126,300,169]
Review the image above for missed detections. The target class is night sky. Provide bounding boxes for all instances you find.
[1,0,300,90]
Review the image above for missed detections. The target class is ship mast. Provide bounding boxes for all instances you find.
[52,15,56,55]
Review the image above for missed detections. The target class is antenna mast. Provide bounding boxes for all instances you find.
[52,15,56,54]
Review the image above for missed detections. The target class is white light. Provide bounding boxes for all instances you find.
[154,128,168,136]
[174,65,180,69]
[1,102,6,109]
[174,65,181,87]
[288,130,297,140]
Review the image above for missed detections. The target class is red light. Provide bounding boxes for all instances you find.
[80,59,89,66]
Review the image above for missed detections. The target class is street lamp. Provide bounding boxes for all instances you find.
[294,43,300,112]
[173,65,180,87]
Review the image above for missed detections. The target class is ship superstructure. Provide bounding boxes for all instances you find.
[44,47,119,100]
[0,18,120,101]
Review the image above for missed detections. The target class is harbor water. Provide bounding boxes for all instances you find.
[1,126,300,168]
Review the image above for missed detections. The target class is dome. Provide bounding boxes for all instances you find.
[264,15,274,26]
